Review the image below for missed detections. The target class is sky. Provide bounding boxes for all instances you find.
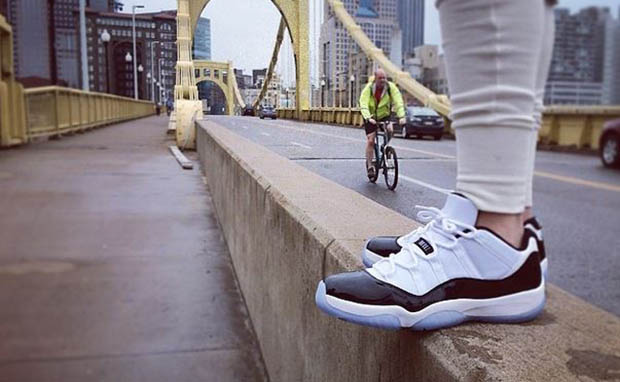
[119,0,620,85]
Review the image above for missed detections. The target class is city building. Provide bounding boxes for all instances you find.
[398,0,424,60]
[85,9,177,100]
[5,0,52,84]
[4,0,118,88]
[319,0,399,106]
[401,45,448,104]
[602,7,620,104]
[544,7,616,105]
[252,68,268,88]
[193,17,211,60]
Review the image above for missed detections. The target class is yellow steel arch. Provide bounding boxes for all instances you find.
[326,0,451,117]
[194,60,245,115]
[175,0,309,147]
[253,18,286,110]
[189,0,308,111]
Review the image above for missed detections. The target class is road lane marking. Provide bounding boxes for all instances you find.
[399,174,452,195]
[291,141,312,149]
[250,119,455,159]
[534,170,620,193]
[241,126,248,130]
[232,118,620,193]
[260,132,271,137]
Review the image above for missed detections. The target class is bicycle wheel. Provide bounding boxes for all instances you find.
[367,158,379,183]
[384,146,398,190]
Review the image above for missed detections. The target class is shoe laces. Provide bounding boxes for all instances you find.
[373,205,477,279]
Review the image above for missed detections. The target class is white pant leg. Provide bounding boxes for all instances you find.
[526,5,556,208]
[437,0,545,213]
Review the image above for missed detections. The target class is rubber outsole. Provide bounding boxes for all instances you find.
[315,280,546,331]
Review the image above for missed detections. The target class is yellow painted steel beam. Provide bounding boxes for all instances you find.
[0,15,27,147]
[326,0,451,117]
[253,18,286,110]
[194,60,244,113]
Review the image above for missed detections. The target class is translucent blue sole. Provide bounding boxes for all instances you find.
[315,281,546,331]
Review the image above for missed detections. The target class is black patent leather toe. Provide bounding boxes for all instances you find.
[324,270,398,305]
[366,236,401,258]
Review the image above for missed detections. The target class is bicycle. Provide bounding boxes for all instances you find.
[367,121,399,190]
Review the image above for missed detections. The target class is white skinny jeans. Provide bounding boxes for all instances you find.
[437,0,555,213]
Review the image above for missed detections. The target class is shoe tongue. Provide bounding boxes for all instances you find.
[440,193,478,226]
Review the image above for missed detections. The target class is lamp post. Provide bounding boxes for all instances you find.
[150,41,160,102]
[158,58,165,104]
[100,29,111,94]
[285,87,289,108]
[320,79,325,108]
[79,0,89,91]
[132,4,144,100]
[138,64,144,98]
[349,74,355,109]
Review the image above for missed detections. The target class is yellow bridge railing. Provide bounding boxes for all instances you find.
[1,15,155,148]
[278,106,620,150]
[24,87,154,141]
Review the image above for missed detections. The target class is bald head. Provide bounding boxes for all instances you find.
[375,68,387,89]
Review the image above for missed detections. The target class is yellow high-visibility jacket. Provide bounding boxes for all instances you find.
[359,81,406,121]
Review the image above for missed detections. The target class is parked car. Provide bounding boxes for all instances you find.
[599,118,620,168]
[393,106,444,140]
[259,105,277,120]
[242,105,255,116]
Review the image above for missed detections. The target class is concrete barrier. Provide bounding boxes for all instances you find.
[196,119,620,382]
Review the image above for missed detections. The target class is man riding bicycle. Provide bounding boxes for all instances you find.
[359,68,407,178]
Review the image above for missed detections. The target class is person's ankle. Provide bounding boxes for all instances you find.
[522,207,534,224]
[476,211,523,248]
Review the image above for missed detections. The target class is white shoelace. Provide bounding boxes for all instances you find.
[373,205,477,279]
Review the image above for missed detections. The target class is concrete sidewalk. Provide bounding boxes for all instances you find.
[0,116,267,381]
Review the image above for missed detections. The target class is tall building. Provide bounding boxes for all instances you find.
[544,7,612,105]
[398,0,424,60]
[6,0,51,83]
[53,0,81,88]
[602,7,620,104]
[84,9,177,100]
[193,17,211,60]
[5,0,116,88]
[319,0,399,106]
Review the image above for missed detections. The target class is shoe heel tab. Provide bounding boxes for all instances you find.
[523,216,542,230]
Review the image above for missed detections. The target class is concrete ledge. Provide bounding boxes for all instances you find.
[196,120,620,382]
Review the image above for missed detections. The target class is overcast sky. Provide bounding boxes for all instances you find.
[119,0,620,83]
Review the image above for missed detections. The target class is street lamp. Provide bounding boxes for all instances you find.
[132,4,145,100]
[125,52,132,63]
[100,29,111,93]
[349,74,355,109]
[150,41,160,102]
[158,58,165,104]
[320,79,326,108]
[285,87,289,108]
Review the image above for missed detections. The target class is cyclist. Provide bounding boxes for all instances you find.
[359,68,407,178]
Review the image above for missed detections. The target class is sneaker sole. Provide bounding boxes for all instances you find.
[315,280,546,331]
[363,247,549,279]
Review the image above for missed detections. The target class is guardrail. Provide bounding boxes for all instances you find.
[1,15,155,148]
[278,106,620,150]
[0,15,27,147]
[23,87,154,141]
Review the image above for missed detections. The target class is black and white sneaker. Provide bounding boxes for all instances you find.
[315,194,545,331]
[362,201,548,278]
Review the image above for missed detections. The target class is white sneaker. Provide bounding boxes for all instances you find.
[362,198,548,278]
[315,194,545,331]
